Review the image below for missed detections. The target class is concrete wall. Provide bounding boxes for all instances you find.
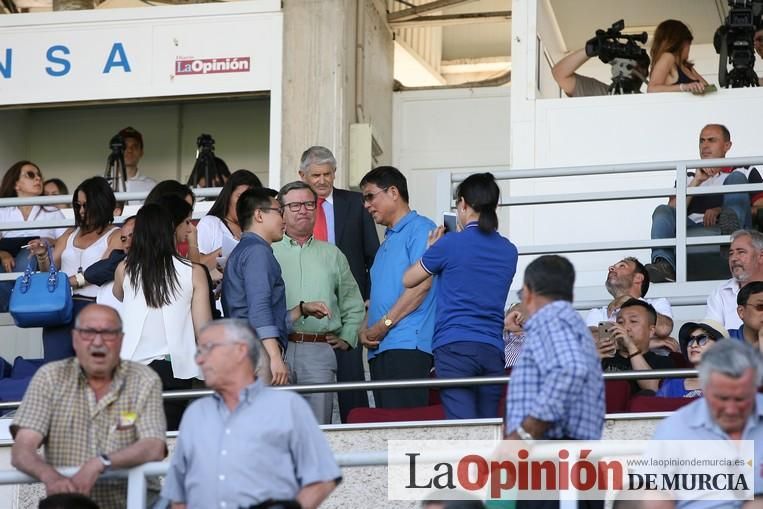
[281,0,393,188]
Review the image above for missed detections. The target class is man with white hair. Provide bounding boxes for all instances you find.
[706,229,763,329]
[162,319,341,509]
[648,339,763,507]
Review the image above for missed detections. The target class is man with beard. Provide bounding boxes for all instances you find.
[586,257,676,350]
[707,230,763,329]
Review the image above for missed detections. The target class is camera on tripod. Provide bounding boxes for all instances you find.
[187,133,229,188]
[104,133,127,193]
[714,0,763,88]
[585,19,649,94]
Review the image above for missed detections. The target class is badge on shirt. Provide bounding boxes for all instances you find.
[117,411,137,430]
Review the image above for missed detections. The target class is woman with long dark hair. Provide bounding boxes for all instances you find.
[30,176,121,362]
[113,202,212,430]
[403,172,518,419]
[196,169,262,257]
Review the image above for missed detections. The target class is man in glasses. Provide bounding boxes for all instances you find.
[298,146,379,422]
[222,187,330,386]
[359,166,437,409]
[272,181,364,424]
[706,230,763,330]
[730,281,763,352]
[162,319,341,509]
[11,304,167,508]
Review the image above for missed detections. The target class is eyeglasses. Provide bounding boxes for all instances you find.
[73,202,87,210]
[195,341,234,357]
[283,200,317,212]
[74,328,122,342]
[22,170,42,180]
[362,188,388,203]
[687,334,712,347]
[745,302,763,312]
[258,207,283,216]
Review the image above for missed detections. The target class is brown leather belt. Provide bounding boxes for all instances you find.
[288,332,329,343]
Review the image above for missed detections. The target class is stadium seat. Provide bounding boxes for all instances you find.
[346,404,446,424]
[626,395,697,412]
[605,380,632,413]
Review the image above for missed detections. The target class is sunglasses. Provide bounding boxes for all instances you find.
[22,170,42,180]
[687,334,712,347]
[745,303,763,312]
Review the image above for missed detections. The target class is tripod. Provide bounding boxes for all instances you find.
[104,134,127,193]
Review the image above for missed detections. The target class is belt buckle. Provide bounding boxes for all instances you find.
[295,333,304,343]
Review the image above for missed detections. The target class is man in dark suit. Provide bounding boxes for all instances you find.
[299,146,380,422]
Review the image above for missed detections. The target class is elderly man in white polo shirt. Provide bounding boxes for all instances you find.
[706,230,763,330]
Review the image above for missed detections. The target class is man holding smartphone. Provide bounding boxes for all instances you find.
[599,299,675,395]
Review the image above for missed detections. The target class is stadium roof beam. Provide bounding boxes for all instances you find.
[389,10,510,28]
[388,0,480,22]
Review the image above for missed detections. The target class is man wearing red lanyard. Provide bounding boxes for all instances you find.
[646,124,751,283]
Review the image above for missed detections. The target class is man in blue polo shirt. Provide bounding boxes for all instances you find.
[729,281,763,351]
[359,166,436,409]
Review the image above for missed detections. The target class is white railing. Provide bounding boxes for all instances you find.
[446,155,763,283]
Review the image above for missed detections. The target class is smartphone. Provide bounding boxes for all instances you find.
[597,321,615,343]
[443,212,457,233]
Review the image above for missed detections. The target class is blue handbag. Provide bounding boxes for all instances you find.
[9,245,73,328]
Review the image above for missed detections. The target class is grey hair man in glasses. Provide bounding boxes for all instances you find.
[162,319,341,509]
[272,181,365,424]
[11,304,167,509]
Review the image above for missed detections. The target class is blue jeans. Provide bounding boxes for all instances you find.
[0,248,34,313]
[434,341,505,420]
[651,171,751,269]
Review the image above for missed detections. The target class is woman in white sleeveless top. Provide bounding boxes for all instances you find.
[114,201,211,430]
[0,161,67,312]
[30,176,121,362]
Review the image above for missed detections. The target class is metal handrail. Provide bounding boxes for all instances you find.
[449,154,763,283]
[0,369,698,410]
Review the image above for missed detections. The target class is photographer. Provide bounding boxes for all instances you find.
[552,21,649,97]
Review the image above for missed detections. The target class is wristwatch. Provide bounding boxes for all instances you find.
[98,454,112,472]
[382,315,393,328]
[516,425,535,444]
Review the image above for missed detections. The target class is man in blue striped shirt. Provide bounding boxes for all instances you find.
[505,255,605,442]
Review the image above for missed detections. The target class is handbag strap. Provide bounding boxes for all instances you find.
[20,244,59,294]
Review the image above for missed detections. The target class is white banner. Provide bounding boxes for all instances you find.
[0,0,282,105]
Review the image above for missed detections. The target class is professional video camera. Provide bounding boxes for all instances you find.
[187,133,222,188]
[104,133,127,193]
[714,0,763,88]
[585,19,649,95]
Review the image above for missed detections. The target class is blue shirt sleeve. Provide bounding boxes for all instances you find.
[420,232,451,275]
[407,219,434,264]
[161,422,189,503]
[288,394,343,487]
[242,244,280,340]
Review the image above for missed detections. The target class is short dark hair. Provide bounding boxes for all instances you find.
[619,298,657,326]
[360,166,409,203]
[704,123,731,142]
[624,256,650,297]
[737,281,763,306]
[43,177,68,195]
[39,493,100,509]
[278,181,317,204]
[118,126,143,149]
[236,187,278,230]
[524,255,575,302]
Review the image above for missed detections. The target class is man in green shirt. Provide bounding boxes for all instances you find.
[273,181,365,423]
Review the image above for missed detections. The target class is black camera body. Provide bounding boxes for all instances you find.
[196,133,215,151]
[585,19,648,65]
[714,0,763,87]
